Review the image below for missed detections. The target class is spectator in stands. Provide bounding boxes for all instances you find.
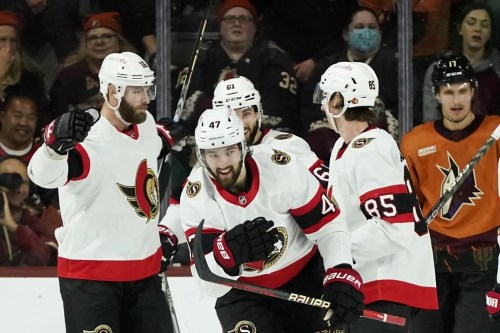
[360,0,452,126]
[0,10,47,125]
[49,11,136,125]
[0,91,39,164]
[0,0,79,64]
[301,7,398,142]
[0,155,60,266]
[250,0,359,83]
[175,0,300,133]
[422,2,500,122]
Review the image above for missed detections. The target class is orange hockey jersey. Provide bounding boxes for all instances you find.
[401,115,500,273]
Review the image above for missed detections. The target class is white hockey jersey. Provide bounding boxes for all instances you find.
[329,127,438,309]
[257,128,329,185]
[28,112,163,281]
[180,145,352,297]
[159,128,329,242]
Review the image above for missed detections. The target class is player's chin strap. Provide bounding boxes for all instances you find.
[103,93,132,126]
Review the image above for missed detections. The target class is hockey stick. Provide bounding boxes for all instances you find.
[423,123,500,225]
[173,0,213,123]
[193,220,407,327]
[162,273,181,333]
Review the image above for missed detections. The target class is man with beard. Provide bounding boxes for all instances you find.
[401,54,500,332]
[179,106,365,332]
[27,52,187,333]
[157,76,329,264]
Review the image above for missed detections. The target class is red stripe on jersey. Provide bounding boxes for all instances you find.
[237,246,318,288]
[359,184,408,202]
[302,212,338,234]
[363,279,438,310]
[169,197,179,205]
[290,185,323,216]
[57,247,162,281]
[72,144,91,181]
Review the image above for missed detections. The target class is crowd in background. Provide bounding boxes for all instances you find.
[0,0,498,277]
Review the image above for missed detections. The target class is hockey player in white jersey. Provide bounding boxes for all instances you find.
[180,106,364,332]
[158,76,329,262]
[313,62,438,332]
[27,52,186,333]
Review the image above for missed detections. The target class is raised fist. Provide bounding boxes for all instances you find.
[44,109,100,154]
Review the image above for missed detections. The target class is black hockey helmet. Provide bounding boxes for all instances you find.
[431,54,477,93]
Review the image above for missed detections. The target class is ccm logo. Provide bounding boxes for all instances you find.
[216,235,230,260]
[323,272,362,289]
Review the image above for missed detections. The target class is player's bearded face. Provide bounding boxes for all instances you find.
[119,87,151,124]
[204,145,244,190]
[235,106,259,144]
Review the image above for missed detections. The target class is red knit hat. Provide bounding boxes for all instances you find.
[83,12,122,34]
[218,0,258,20]
[0,11,23,32]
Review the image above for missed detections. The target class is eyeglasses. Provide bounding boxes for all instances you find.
[221,15,254,25]
[86,33,117,44]
[0,37,18,44]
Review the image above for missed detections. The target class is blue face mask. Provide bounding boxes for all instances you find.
[347,28,381,54]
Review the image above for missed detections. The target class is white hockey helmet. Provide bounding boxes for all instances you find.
[313,62,379,118]
[195,105,246,150]
[98,52,156,108]
[212,76,263,127]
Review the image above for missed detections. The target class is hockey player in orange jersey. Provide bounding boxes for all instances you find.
[400,54,500,332]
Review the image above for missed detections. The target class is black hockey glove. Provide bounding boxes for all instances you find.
[322,266,365,325]
[43,109,99,154]
[156,117,189,154]
[158,225,179,272]
[487,283,500,321]
[213,217,279,275]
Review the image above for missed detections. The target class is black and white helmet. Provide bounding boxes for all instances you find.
[213,76,263,127]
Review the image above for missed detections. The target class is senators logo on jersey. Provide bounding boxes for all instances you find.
[274,133,293,140]
[117,159,159,222]
[186,181,202,198]
[352,137,375,149]
[229,320,257,333]
[243,227,287,273]
[271,150,291,165]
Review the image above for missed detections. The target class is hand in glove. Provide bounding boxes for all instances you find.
[487,283,500,322]
[322,266,365,325]
[213,217,279,275]
[158,225,178,272]
[43,109,100,154]
[156,117,190,153]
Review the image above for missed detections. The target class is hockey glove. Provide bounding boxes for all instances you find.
[322,266,365,325]
[158,225,179,272]
[43,109,99,154]
[156,117,189,153]
[487,283,500,321]
[213,217,279,275]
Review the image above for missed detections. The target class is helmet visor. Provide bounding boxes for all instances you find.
[312,83,327,104]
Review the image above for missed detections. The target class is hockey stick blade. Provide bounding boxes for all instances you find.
[423,123,500,225]
[193,220,406,327]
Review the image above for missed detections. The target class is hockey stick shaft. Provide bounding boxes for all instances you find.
[162,273,181,333]
[173,0,213,123]
[193,220,406,327]
[423,123,500,225]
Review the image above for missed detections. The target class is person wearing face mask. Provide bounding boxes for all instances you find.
[300,7,398,161]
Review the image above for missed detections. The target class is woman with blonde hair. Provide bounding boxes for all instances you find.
[49,12,137,124]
